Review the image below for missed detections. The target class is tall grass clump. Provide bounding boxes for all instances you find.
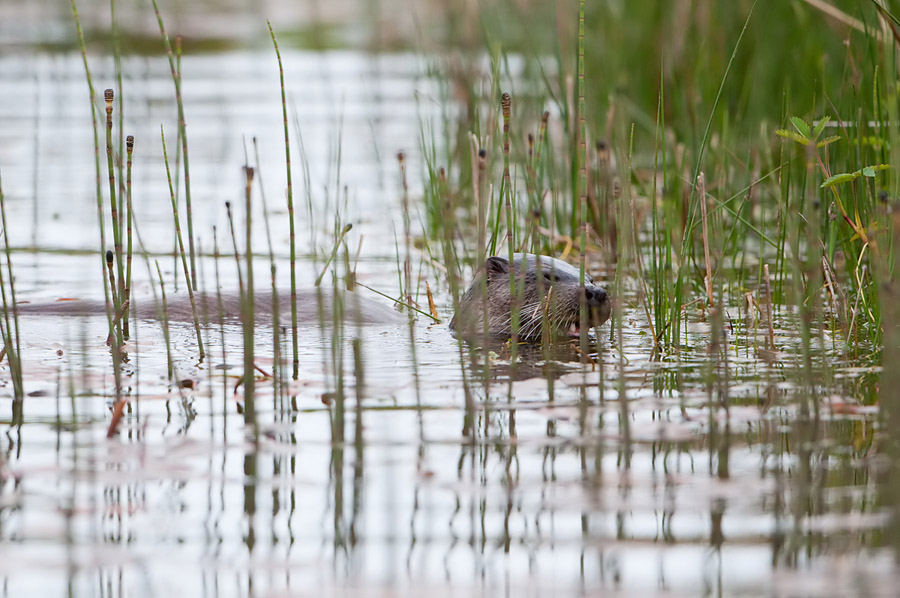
[417,0,900,375]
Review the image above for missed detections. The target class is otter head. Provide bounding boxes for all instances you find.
[451,253,611,341]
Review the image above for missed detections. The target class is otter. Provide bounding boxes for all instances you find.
[14,289,405,326]
[450,254,611,341]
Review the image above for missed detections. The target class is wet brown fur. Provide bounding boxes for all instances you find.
[450,254,611,340]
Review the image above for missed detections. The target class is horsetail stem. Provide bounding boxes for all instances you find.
[267,21,299,381]
[105,89,125,346]
[225,201,245,296]
[160,124,205,359]
[242,165,257,437]
[124,134,134,340]
[251,137,283,410]
[501,92,520,352]
[398,151,413,309]
[577,0,589,359]
[0,171,22,403]
[150,0,197,291]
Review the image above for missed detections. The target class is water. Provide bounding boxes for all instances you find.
[0,6,891,598]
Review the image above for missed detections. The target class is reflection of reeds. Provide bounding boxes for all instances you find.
[252,138,285,410]
[212,228,230,432]
[155,261,173,381]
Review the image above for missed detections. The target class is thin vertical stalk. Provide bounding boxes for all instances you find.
[110,0,124,225]
[225,202,245,294]
[501,92,519,353]
[698,173,714,307]
[468,135,484,260]
[252,137,283,411]
[267,21,299,381]
[124,135,134,339]
[0,171,22,402]
[160,125,205,359]
[652,66,665,348]
[398,152,413,306]
[104,89,125,345]
[243,166,257,438]
[577,0,589,358]
[532,111,549,253]
[70,0,121,401]
[155,261,174,381]
[213,228,229,437]
[150,0,198,290]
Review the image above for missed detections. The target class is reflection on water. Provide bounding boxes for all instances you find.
[0,264,884,597]
[0,20,892,598]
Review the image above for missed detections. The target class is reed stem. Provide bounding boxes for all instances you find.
[160,125,205,359]
[577,0,588,358]
[124,135,134,339]
[0,171,22,402]
[242,166,257,437]
[104,90,126,346]
[500,92,520,355]
[150,0,198,291]
[267,21,300,381]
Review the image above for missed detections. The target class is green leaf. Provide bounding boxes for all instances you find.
[790,116,810,138]
[816,135,842,148]
[863,164,891,176]
[776,129,809,145]
[821,172,858,188]
[812,116,830,140]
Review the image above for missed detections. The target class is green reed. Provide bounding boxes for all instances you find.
[576,0,588,359]
[267,21,300,381]
[124,135,134,339]
[70,0,123,403]
[500,92,520,354]
[242,166,257,437]
[160,125,205,359]
[150,0,198,291]
[212,228,230,435]
[0,171,22,405]
[104,90,126,345]
[252,138,285,411]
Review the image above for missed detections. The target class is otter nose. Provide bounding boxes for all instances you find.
[584,285,608,307]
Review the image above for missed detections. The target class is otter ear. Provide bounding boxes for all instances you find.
[484,256,509,279]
